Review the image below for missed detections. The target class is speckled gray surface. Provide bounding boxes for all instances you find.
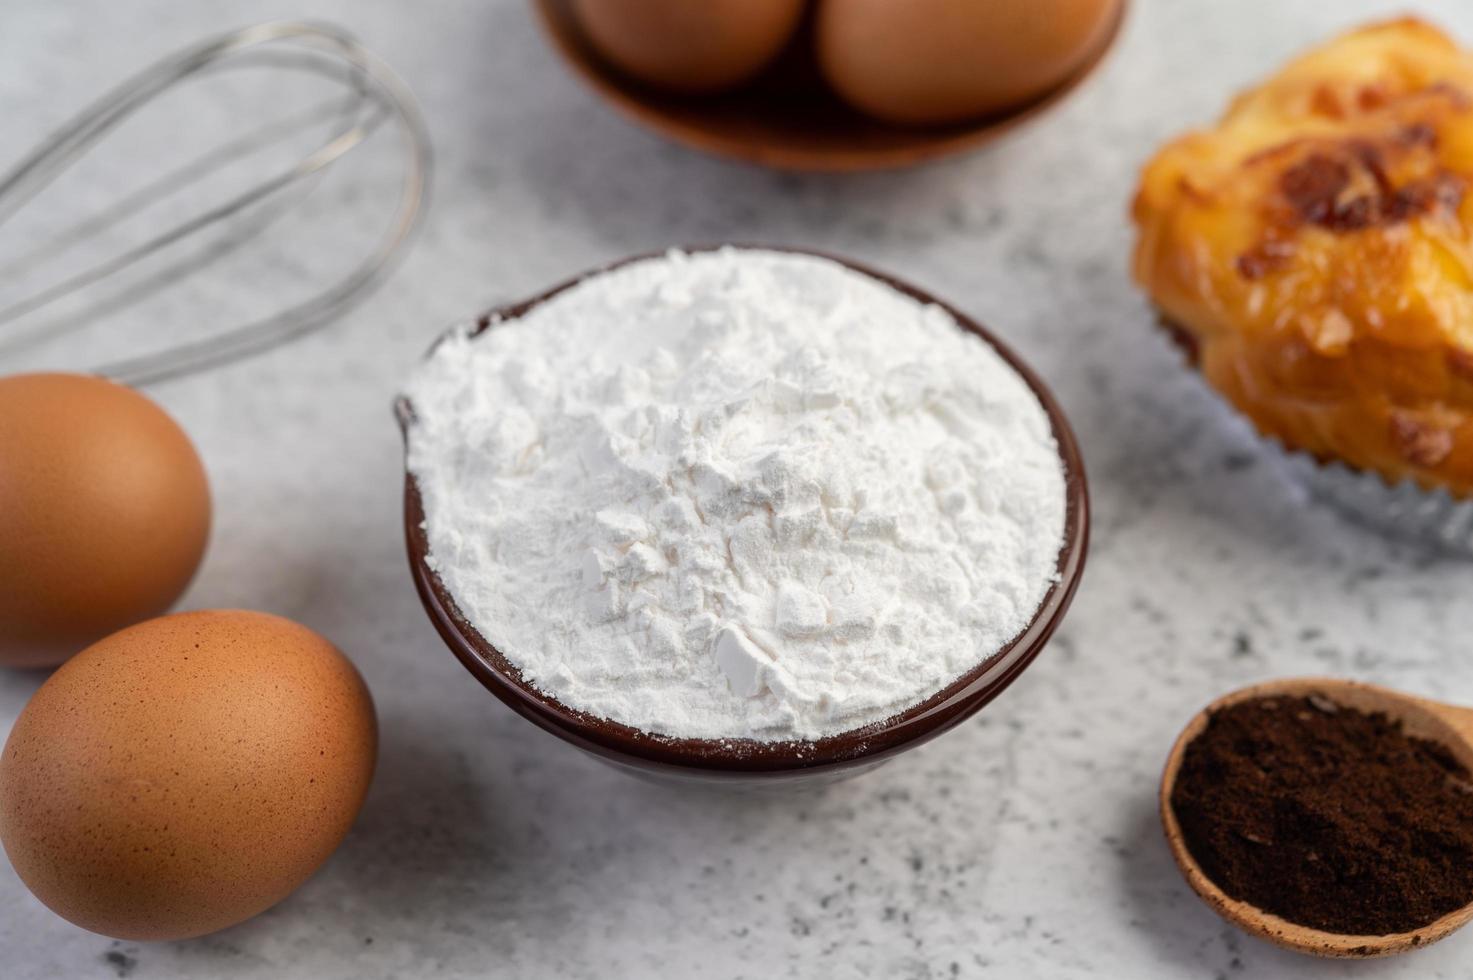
[6,0,1473,976]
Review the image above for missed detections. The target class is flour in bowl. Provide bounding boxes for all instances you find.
[404,248,1067,742]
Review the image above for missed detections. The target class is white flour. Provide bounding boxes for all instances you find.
[405,248,1067,742]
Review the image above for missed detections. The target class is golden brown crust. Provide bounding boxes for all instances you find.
[1132,18,1473,496]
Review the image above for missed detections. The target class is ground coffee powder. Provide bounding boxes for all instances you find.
[1170,693,1473,936]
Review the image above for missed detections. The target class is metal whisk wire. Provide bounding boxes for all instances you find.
[0,21,431,386]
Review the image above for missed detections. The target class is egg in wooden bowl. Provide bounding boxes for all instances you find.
[814,0,1124,126]
[571,0,806,94]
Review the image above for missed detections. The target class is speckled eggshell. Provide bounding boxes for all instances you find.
[0,610,377,941]
[0,372,211,668]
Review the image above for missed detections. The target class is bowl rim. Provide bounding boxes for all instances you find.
[531,0,1130,173]
[398,245,1090,776]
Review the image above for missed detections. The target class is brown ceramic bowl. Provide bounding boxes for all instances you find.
[532,0,1129,173]
[398,246,1089,784]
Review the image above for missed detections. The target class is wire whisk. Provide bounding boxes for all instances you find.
[0,21,431,386]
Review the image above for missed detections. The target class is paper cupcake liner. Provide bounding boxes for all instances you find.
[1274,449,1473,556]
[1154,316,1473,555]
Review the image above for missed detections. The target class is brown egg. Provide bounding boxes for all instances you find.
[0,610,377,940]
[573,0,806,94]
[815,0,1121,125]
[0,373,210,668]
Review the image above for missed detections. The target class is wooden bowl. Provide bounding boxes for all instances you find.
[397,245,1090,784]
[531,0,1129,173]
[1160,677,1473,957]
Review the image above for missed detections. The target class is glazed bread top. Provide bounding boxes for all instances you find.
[1133,18,1473,495]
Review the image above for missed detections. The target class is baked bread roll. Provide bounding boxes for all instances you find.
[1133,19,1473,495]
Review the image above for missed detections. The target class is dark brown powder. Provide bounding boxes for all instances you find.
[1170,694,1473,936]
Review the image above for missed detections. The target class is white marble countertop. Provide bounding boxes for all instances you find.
[6,0,1473,976]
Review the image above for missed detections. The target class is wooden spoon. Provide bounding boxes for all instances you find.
[1159,676,1473,958]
